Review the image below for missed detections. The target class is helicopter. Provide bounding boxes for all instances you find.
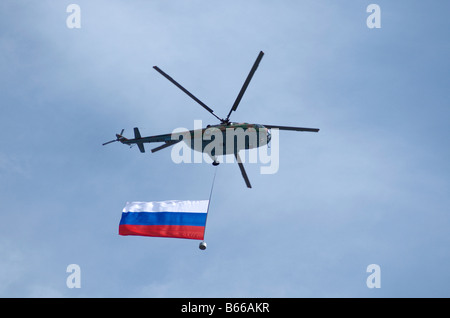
[103,51,319,188]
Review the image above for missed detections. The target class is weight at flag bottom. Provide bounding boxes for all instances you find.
[119,200,209,240]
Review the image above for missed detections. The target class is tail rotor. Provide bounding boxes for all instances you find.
[102,129,125,146]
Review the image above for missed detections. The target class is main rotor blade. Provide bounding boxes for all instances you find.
[226,51,264,121]
[235,152,252,188]
[263,124,320,132]
[153,66,223,122]
[151,140,181,153]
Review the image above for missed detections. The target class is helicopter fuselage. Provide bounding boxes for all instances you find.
[181,122,271,156]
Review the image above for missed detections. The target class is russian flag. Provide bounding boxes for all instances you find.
[119,200,208,240]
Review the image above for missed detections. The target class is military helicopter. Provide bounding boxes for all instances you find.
[103,51,319,188]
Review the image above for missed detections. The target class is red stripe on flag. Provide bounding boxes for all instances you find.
[119,224,205,240]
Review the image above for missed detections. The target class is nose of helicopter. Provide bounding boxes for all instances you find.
[256,124,271,141]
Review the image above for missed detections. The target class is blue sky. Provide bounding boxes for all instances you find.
[1,1,449,297]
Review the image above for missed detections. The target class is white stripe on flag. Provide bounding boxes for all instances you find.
[123,200,209,213]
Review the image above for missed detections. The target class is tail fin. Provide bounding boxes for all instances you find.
[133,127,145,153]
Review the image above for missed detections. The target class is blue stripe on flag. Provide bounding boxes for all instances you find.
[119,212,207,227]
